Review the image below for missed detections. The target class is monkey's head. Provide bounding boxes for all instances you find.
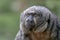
[20,6,52,33]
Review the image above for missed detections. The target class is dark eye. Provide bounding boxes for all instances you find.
[34,14,42,17]
[25,13,30,17]
[34,14,39,17]
[34,14,38,17]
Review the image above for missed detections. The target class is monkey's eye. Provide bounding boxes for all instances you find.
[25,13,30,17]
[25,13,34,16]
[34,14,42,17]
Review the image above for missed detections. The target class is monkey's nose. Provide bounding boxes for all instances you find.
[26,18,33,23]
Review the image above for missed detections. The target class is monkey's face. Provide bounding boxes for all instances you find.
[20,6,50,32]
[24,10,46,31]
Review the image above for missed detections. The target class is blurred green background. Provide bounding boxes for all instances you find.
[0,0,60,40]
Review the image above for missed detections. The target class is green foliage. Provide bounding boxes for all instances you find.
[0,13,20,40]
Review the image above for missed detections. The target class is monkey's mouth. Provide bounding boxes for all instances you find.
[28,24,35,31]
[25,22,35,30]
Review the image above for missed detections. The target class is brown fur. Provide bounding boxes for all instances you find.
[28,31,51,40]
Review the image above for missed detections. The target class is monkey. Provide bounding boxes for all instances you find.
[15,6,60,40]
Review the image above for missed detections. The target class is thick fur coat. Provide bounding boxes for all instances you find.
[15,6,60,40]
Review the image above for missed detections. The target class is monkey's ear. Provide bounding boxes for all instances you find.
[47,14,50,24]
[47,13,55,24]
[47,13,57,31]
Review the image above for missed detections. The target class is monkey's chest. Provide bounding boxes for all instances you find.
[29,31,50,40]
